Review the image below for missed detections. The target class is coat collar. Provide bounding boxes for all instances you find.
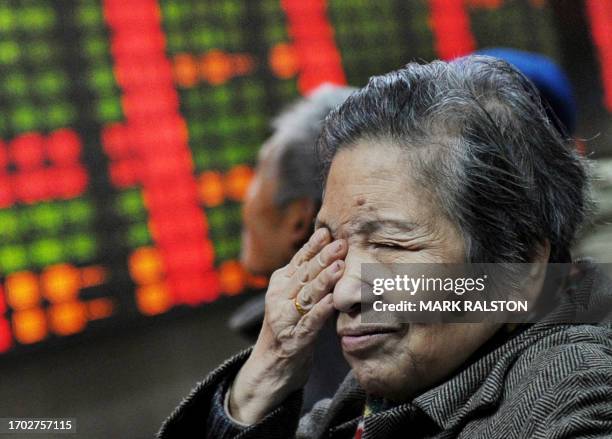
[411,259,612,430]
[411,323,534,430]
[335,323,564,435]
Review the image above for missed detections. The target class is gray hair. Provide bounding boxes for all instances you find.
[270,84,356,208]
[318,56,590,263]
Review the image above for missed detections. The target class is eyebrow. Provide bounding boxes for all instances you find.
[315,218,419,238]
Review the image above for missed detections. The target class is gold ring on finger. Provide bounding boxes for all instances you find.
[294,297,310,316]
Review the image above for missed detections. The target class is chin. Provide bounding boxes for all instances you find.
[350,358,395,398]
[349,355,418,402]
[241,257,265,276]
[240,251,276,277]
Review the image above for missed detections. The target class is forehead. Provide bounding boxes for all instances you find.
[317,140,435,235]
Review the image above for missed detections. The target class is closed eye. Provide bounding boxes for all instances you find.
[371,241,405,251]
[369,241,425,252]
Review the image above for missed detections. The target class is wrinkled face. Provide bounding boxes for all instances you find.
[317,140,500,401]
[241,142,294,275]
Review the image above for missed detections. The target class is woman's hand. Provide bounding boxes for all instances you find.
[229,227,346,424]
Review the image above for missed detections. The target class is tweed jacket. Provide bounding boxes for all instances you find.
[158,262,612,438]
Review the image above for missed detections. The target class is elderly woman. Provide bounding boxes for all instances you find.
[158,56,612,438]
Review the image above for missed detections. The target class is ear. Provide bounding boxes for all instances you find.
[523,240,551,302]
[528,240,551,279]
[283,197,317,247]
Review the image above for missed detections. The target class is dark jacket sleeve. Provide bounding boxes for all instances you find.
[531,361,612,438]
[157,347,304,439]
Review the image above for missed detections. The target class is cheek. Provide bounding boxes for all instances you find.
[242,175,270,226]
[352,329,444,381]
[243,221,268,255]
[242,191,273,235]
[241,202,271,257]
[401,325,444,365]
[241,227,256,251]
[242,195,258,228]
[345,334,415,395]
[403,324,497,379]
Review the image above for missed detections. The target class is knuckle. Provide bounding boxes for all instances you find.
[264,294,277,313]
[298,264,310,283]
[308,254,326,275]
[316,252,328,268]
[302,240,320,259]
[295,322,312,338]
[294,253,306,267]
[302,310,323,333]
[299,287,311,305]
[290,247,303,262]
[313,274,327,293]
[270,267,285,282]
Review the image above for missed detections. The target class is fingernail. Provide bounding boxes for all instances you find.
[332,260,343,272]
[334,240,343,253]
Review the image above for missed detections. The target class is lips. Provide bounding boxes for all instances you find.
[338,325,400,354]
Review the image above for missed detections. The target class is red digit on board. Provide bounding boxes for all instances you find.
[103,0,219,305]
[281,0,347,94]
[0,129,88,208]
[429,0,476,60]
[586,0,612,112]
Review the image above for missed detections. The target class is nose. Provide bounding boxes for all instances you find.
[332,246,365,314]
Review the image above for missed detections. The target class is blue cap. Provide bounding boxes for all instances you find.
[476,47,577,134]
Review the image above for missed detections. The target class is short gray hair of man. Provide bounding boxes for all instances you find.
[270,84,356,209]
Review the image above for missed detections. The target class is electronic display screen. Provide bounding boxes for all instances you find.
[0,0,609,355]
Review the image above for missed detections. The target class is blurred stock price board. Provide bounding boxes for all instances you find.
[0,0,610,355]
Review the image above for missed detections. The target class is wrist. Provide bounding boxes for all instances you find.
[228,349,305,424]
